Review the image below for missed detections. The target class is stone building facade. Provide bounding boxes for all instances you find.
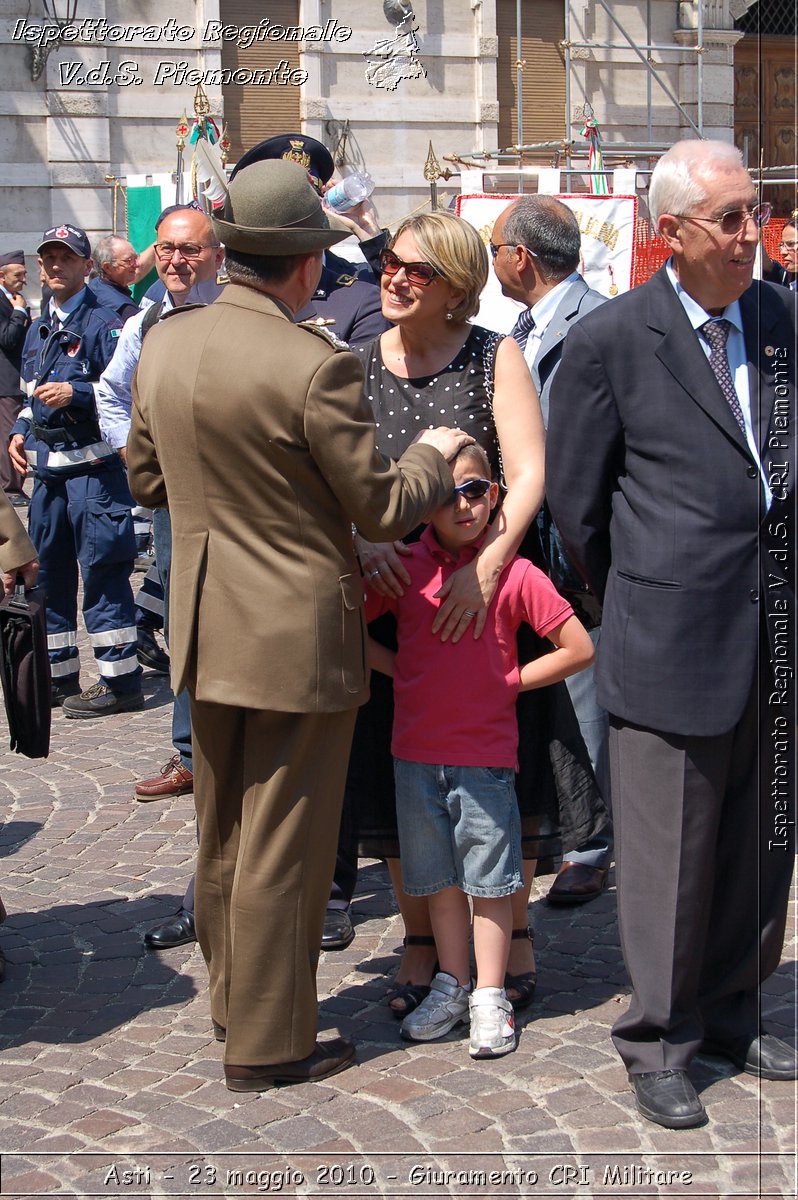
[0,0,781,260]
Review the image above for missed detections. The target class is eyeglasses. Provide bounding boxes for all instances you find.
[489,242,516,259]
[112,255,138,268]
[778,241,798,251]
[379,249,441,287]
[489,241,537,260]
[444,479,493,504]
[674,202,772,236]
[154,242,218,260]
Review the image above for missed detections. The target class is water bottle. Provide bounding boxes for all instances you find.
[325,172,375,214]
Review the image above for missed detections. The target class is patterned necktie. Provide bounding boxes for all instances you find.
[49,310,61,332]
[700,318,746,433]
[511,308,536,351]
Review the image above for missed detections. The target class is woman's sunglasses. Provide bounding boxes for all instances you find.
[379,249,442,287]
[444,479,493,504]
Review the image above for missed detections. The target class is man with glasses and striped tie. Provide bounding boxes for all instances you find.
[490,196,612,909]
[546,140,796,1129]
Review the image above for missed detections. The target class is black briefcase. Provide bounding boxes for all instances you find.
[0,579,51,758]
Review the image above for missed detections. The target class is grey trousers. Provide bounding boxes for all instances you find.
[610,661,793,1074]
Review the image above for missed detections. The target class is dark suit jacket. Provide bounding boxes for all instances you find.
[88,277,140,322]
[531,276,606,426]
[546,266,795,737]
[763,261,796,291]
[0,293,30,398]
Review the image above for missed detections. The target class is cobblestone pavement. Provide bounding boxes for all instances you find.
[0,636,795,1198]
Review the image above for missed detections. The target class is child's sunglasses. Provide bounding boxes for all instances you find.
[445,479,493,504]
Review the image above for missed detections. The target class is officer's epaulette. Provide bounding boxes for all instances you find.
[158,303,206,321]
[297,319,349,351]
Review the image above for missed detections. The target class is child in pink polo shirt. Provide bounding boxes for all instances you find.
[365,443,594,1059]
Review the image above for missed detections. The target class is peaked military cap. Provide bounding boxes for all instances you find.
[230,134,335,194]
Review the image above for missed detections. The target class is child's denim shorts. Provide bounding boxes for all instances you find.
[394,759,523,898]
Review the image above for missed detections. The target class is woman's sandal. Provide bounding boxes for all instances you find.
[386,934,438,1018]
[504,926,537,1011]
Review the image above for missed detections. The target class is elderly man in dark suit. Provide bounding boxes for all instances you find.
[547,139,796,1129]
[0,252,31,505]
[128,159,470,1090]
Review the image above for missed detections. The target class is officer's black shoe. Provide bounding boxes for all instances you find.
[321,908,355,951]
[629,1070,707,1129]
[144,910,196,950]
[62,682,145,719]
[51,677,82,707]
[136,628,170,674]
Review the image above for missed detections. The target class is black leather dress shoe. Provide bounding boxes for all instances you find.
[321,908,355,951]
[136,627,171,674]
[144,910,196,950]
[629,1070,707,1129]
[701,1033,798,1081]
[225,1037,355,1091]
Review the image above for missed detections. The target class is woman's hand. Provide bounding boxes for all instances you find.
[431,555,500,642]
[356,534,412,598]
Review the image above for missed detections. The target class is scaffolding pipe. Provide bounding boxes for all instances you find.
[565,39,705,52]
[697,0,704,135]
[594,0,702,137]
[564,0,572,185]
[515,0,523,169]
[646,0,653,144]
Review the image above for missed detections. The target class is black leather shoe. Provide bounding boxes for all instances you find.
[629,1070,707,1129]
[51,677,82,707]
[321,908,355,951]
[144,910,196,950]
[225,1037,355,1091]
[136,627,170,674]
[701,1033,798,1081]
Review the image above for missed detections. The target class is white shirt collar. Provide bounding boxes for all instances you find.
[49,285,87,323]
[528,271,581,336]
[665,260,743,335]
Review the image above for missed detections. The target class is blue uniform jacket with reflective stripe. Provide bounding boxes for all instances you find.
[14,291,123,481]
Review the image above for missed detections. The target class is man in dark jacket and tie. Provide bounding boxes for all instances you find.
[0,252,32,505]
[547,139,796,1129]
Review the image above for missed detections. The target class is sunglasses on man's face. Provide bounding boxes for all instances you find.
[379,249,442,287]
[445,479,493,504]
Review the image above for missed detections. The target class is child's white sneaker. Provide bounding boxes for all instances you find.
[401,971,471,1041]
[469,987,516,1058]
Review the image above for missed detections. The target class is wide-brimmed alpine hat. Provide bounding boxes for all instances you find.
[212,159,347,255]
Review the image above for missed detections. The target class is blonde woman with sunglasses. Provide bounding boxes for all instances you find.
[346,212,598,1017]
